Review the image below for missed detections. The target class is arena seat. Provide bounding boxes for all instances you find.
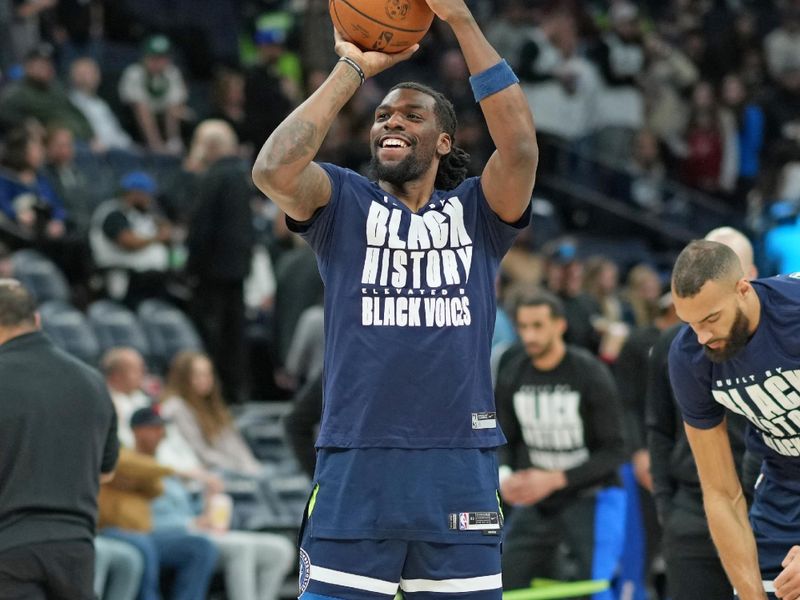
[39,300,101,365]
[88,300,151,361]
[11,249,70,303]
[137,299,203,373]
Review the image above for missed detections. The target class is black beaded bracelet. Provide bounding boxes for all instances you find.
[339,56,366,86]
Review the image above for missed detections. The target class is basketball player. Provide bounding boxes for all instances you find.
[252,0,537,597]
[495,290,626,595]
[669,240,800,600]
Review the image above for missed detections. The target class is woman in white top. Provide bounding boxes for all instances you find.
[161,351,263,476]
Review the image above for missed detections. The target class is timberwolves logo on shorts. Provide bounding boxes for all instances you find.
[299,548,311,594]
[385,0,410,20]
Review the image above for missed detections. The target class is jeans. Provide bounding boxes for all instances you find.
[101,528,219,600]
[94,535,145,600]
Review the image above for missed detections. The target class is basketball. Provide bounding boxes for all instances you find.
[329,0,434,54]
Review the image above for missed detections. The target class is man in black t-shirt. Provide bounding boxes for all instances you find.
[496,290,626,594]
[0,279,119,599]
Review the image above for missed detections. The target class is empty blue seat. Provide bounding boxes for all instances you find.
[39,300,101,365]
[137,299,202,373]
[88,300,151,361]
[12,249,70,303]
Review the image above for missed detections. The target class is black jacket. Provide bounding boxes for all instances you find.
[187,156,255,282]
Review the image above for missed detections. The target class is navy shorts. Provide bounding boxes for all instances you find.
[298,534,502,600]
[748,474,800,598]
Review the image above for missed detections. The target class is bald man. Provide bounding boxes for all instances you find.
[186,120,255,404]
[705,226,758,280]
[667,239,800,600]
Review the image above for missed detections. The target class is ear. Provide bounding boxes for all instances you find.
[437,132,452,158]
[555,316,568,335]
[736,278,750,297]
[34,311,42,330]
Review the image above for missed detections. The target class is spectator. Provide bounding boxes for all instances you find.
[582,255,632,361]
[762,65,800,155]
[0,279,118,598]
[622,128,668,212]
[94,535,145,600]
[8,0,56,64]
[134,406,296,600]
[43,124,95,234]
[719,73,765,208]
[89,171,173,307]
[207,68,250,156]
[242,22,297,149]
[496,290,626,594]
[69,57,134,152]
[518,9,600,150]
[284,371,323,478]
[678,81,735,195]
[0,125,66,238]
[623,263,662,328]
[484,0,535,72]
[283,304,324,387]
[589,1,645,164]
[185,120,254,404]
[0,43,94,141]
[542,239,599,351]
[118,35,188,154]
[763,7,800,83]
[102,346,202,473]
[640,31,698,150]
[272,241,324,371]
[98,444,219,600]
[161,350,263,477]
[764,201,800,275]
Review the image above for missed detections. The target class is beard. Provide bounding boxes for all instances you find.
[526,339,554,361]
[703,307,751,363]
[369,141,437,187]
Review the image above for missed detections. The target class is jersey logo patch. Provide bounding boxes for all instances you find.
[299,548,311,594]
[472,412,497,429]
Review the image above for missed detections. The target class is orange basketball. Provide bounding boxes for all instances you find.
[330,0,434,54]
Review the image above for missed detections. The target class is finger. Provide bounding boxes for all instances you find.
[785,547,800,568]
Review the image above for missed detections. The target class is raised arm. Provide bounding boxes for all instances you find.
[428,0,538,222]
[252,33,417,222]
[685,421,766,600]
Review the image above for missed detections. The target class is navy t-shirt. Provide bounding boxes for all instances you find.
[289,163,530,450]
[669,275,800,490]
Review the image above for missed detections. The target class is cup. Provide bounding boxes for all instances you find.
[208,492,233,532]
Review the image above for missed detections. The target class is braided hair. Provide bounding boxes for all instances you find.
[390,82,471,191]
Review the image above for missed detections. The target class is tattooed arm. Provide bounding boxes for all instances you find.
[252,32,418,222]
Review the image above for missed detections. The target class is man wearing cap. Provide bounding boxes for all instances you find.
[99,406,219,600]
[0,43,94,140]
[118,35,188,154]
[131,405,296,600]
[243,20,296,148]
[89,171,173,306]
[0,279,119,598]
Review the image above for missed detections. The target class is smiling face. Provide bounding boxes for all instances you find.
[369,87,451,188]
[673,278,753,362]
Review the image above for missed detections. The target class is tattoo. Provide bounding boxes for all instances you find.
[295,166,331,207]
[271,121,318,166]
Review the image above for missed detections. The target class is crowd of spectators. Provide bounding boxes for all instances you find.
[2,0,800,598]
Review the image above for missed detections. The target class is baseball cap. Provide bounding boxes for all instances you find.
[143,35,172,57]
[546,240,578,264]
[120,171,157,195]
[130,406,168,429]
[254,12,291,45]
